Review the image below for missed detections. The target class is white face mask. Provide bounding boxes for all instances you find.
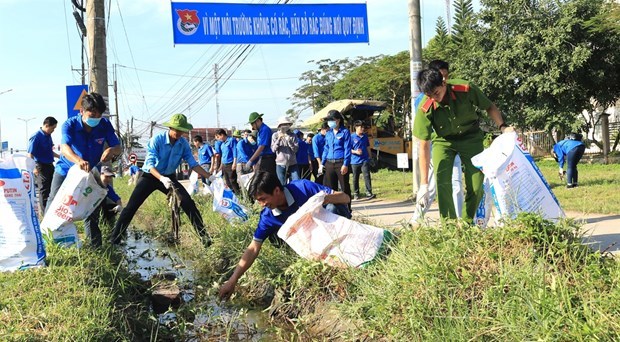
[279,125,290,133]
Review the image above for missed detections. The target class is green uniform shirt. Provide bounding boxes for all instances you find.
[413,79,493,141]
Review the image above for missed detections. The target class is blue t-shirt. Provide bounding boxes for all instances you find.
[257,122,274,156]
[197,143,214,165]
[142,131,198,175]
[129,165,140,176]
[253,180,333,242]
[414,93,425,111]
[321,127,352,166]
[215,136,236,164]
[55,115,120,176]
[106,184,121,203]
[312,133,325,160]
[553,139,585,168]
[296,138,312,165]
[236,138,256,163]
[351,133,370,165]
[27,129,55,164]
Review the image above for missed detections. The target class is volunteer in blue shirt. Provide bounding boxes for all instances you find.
[192,135,214,185]
[294,129,313,180]
[320,110,352,208]
[218,170,351,300]
[111,114,213,246]
[312,122,328,185]
[45,93,121,247]
[27,116,60,211]
[553,133,586,188]
[350,120,375,200]
[247,112,276,175]
[214,128,241,195]
[236,130,257,179]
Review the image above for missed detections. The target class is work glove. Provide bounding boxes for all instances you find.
[243,163,252,173]
[160,176,172,190]
[558,167,563,174]
[317,164,324,176]
[416,184,429,209]
[112,205,123,213]
[246,160,254,169]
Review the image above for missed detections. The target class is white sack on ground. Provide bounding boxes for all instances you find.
[277,192,392,268]
[238,172,254,190]
[0,154,46,271]
[186,171,199,195]
[40,165,108,246]
[472,132,564,222]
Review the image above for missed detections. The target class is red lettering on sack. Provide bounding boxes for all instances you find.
[62,195,78,206]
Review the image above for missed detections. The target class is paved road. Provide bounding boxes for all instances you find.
[352,198,620,255]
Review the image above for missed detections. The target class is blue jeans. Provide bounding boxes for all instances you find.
[276,164,300,185]
[566,145,585,186]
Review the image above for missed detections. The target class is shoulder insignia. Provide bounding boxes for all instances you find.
[421,97,437,113]
[451,84,470,92]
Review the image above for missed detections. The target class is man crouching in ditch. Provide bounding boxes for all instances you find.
[219,170,351,300]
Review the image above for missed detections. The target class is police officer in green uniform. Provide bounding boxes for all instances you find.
[413,68,514,222]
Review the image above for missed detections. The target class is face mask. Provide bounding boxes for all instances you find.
[250,141,257,146]
[327,121,337,129]
[84,117,101,127]
[279,125,290,133]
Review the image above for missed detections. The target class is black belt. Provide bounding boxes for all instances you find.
[326,159,344,163]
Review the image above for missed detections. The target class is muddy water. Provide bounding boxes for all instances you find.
[122,229,273,340]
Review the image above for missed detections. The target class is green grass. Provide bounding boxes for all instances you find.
[0,242,153,341]
[371,159,620,214]
[4,171,619,340]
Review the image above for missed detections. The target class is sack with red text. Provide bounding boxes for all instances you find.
[472,132,564,222]
[277,192,393,268]
[41,165,108,246]
[0,154,46,271]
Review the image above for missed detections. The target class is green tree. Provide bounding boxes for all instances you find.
[289,58,371,115]
[451,0,475,47]
[423,16,454,63]
[332,52,411,136]
[453,0,620,135]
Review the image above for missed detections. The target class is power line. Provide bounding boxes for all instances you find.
[114,64,298,81]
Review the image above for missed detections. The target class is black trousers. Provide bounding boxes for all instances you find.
[36,162,55,212]
[222,163,241,194]
[323,160,351,208]
[351,161,373,196]
[257,154,276,176]
[111,173,208,244]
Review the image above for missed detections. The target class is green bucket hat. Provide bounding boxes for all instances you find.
[248,112,264,124]
[163,113,193,132]
[232,130,242,138]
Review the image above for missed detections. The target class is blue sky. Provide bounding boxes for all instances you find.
[0,0,472,150]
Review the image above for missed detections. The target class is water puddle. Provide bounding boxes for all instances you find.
[121,229,273,340]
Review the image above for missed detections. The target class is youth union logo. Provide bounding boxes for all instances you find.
[176,9,200,36]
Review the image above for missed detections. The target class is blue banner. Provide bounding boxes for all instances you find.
[171,2,369,44]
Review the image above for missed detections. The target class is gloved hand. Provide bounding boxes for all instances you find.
[317,164,324,176]
[160,176,172,190]
[246,160,254,169]
[558,167,563,174]
[112,205,123,213]
[243,163,252,173]
[416,184,429,209]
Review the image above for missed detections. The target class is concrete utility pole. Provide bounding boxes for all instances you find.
[87,0,109,115]
[408,0,423,195]
[214,63,221,128]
